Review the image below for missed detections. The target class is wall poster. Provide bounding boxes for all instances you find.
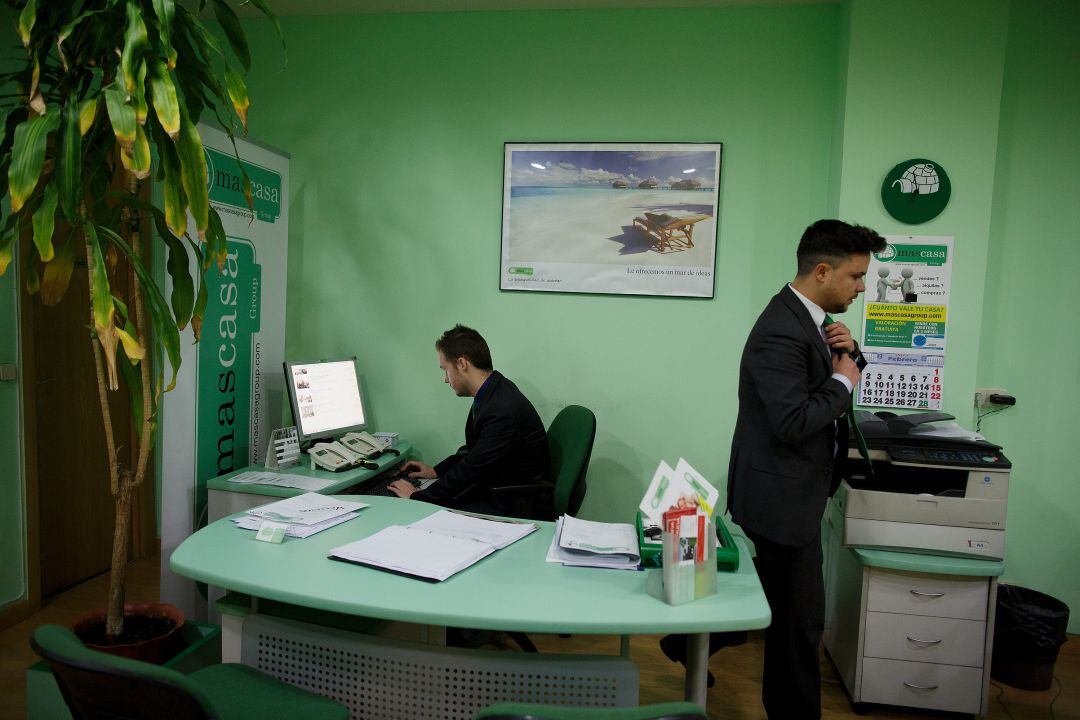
[858,236,953,410]
[159,125,289,618]
[500,142,722,297]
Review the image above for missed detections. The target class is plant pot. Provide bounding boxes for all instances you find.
[72,602,186,664]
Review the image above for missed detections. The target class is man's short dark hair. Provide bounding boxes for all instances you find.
[436,325,493,371]
[796,219,886,276]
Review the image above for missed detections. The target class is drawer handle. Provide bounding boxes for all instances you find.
[906,636,943,646]
[909,590,946,599]
[903,681,940,691]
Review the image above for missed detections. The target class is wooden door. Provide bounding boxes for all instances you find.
[31,256,135,597]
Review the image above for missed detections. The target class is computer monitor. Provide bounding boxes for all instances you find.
[283,357,368,445]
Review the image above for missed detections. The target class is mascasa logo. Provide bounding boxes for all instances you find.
[204,147,282,222]
[874,244,897,262]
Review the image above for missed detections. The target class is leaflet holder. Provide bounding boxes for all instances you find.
[660,511,717,606]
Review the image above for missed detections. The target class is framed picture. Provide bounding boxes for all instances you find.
[500,142,722,297]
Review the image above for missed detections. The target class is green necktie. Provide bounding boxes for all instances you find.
[824,315,875,479]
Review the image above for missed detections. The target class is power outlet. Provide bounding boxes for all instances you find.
[974,386,1007,408]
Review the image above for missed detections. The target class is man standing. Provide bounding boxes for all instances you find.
[389,324,552,519]
[727,219,885,718]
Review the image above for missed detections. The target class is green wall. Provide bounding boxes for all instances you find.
[241,4,844,524]
[978,0,1080,632]
[235,1,1080,632]
[0,236,25,608]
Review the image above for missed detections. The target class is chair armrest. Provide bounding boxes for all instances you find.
[489,482,553,496]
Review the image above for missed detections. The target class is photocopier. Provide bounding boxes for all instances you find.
[835,411,1010,560]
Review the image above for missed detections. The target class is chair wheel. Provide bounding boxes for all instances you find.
[851,701,871,715]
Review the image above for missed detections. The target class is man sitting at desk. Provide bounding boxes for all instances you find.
[388,324,552,518]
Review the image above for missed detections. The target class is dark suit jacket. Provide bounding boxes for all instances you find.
[727,285,851,547]
[413,371,551,517]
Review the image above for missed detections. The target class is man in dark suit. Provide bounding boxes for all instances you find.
[389,324,552,518]
[728,219,885,719]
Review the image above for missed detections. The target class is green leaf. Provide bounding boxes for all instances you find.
[58,98,82,221]
[8,107,59,213]
[117,351,145,437]
[159,138,187,237]
[205,206,227,270]
[176,110,209,239]
[32,179,58,261]
[149,61,180,138]
[40,227,75,305]
[95,224,182,392]
[244,0,287,64]
[104,81,136,149]
[152,0,177,68]
[224,66,249,134]
[18,0,36,48]
[24,251,39,294]
[132,60,149,126]
[85,222,120,390]
[57,6,104,68]
[187,237,207,341]
[211,0,250,71]
[120,0,148,95]
[162,230,193,329]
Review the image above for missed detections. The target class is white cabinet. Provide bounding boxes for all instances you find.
[823,508,999,716]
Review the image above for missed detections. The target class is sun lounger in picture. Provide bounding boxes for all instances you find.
[633,212,710,253]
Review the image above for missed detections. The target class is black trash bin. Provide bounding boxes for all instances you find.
[991,584,1070,690]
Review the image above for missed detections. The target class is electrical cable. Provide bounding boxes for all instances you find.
[1050,675,1062,720]
[976,405,1009,432]
[991,680,1016,720]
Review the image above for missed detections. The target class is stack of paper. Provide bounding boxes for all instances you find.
[232,492,368,538]
[545,515,640,570]
[639,457,720,525]
[227,470,336,492]
[328,510,536,581]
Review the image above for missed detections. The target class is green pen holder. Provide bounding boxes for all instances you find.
[636,511,740,572]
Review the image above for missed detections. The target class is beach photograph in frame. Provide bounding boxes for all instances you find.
[500,142,722,297]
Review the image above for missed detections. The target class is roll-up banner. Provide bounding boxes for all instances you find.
[159,125,289,618]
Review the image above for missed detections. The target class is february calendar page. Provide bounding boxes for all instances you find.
[857,237,953,411]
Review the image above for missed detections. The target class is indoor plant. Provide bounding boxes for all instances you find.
[0,0,283,645]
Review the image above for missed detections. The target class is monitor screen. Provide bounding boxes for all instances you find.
[283,357,367,443]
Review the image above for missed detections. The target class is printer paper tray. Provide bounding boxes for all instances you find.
[843,517,1004,560]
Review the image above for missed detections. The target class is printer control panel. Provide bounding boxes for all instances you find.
[886,445,1012,469]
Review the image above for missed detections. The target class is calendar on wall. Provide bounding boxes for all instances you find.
[858,236,953,410]
[858,352,944,410]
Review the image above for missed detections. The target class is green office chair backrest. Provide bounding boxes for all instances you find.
[477,701,707,719]
[31,624,217,720]
[548,405,597,517]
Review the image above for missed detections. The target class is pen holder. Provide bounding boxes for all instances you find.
[661,514,717,606]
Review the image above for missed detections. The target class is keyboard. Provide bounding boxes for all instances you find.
[360,475,422,497]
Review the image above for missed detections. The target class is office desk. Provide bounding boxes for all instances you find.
[171,496,770,708]
[206,442,413,522]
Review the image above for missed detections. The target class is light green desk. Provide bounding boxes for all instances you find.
[171,496,770,708]
[206,441,413,522]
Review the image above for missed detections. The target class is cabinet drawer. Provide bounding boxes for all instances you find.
[864,611,986,667]
[866,568,988,620]
[861,657,983,714]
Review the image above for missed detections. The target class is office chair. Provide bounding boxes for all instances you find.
[493,404,597,522]
[30,624,349,720]
[476,701,707,719]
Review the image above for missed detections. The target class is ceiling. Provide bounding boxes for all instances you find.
[245,0,835,17]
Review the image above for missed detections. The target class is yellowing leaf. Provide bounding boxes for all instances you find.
[160,140,186,237]
[78,98,98,135]
[117,326,146,361]
[224,67,249,134]
[32,180,58,261]
[149,61,180,138]
[104,82,136,150]
[120,0,148,95]
[18,0,36,48]
[41,230,76,306]
[176,111,208,239]
[8,108,60,212]
[85,223,119,390]
[120,123,151,179]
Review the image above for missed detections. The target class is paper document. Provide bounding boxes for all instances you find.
[908,421,985,442]
[638,457,719,525]
[227,470,336,492]
[328,510,536,582]
[546,516,640,570]
[247,492,368,526]
[232,512,359,538]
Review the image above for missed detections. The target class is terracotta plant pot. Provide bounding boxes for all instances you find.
[72,603,186,664]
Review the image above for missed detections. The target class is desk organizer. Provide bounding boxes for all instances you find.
[636,511,740,572]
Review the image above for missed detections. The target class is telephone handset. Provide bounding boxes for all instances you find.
[309,442,357,472]
[341,431,397,458]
